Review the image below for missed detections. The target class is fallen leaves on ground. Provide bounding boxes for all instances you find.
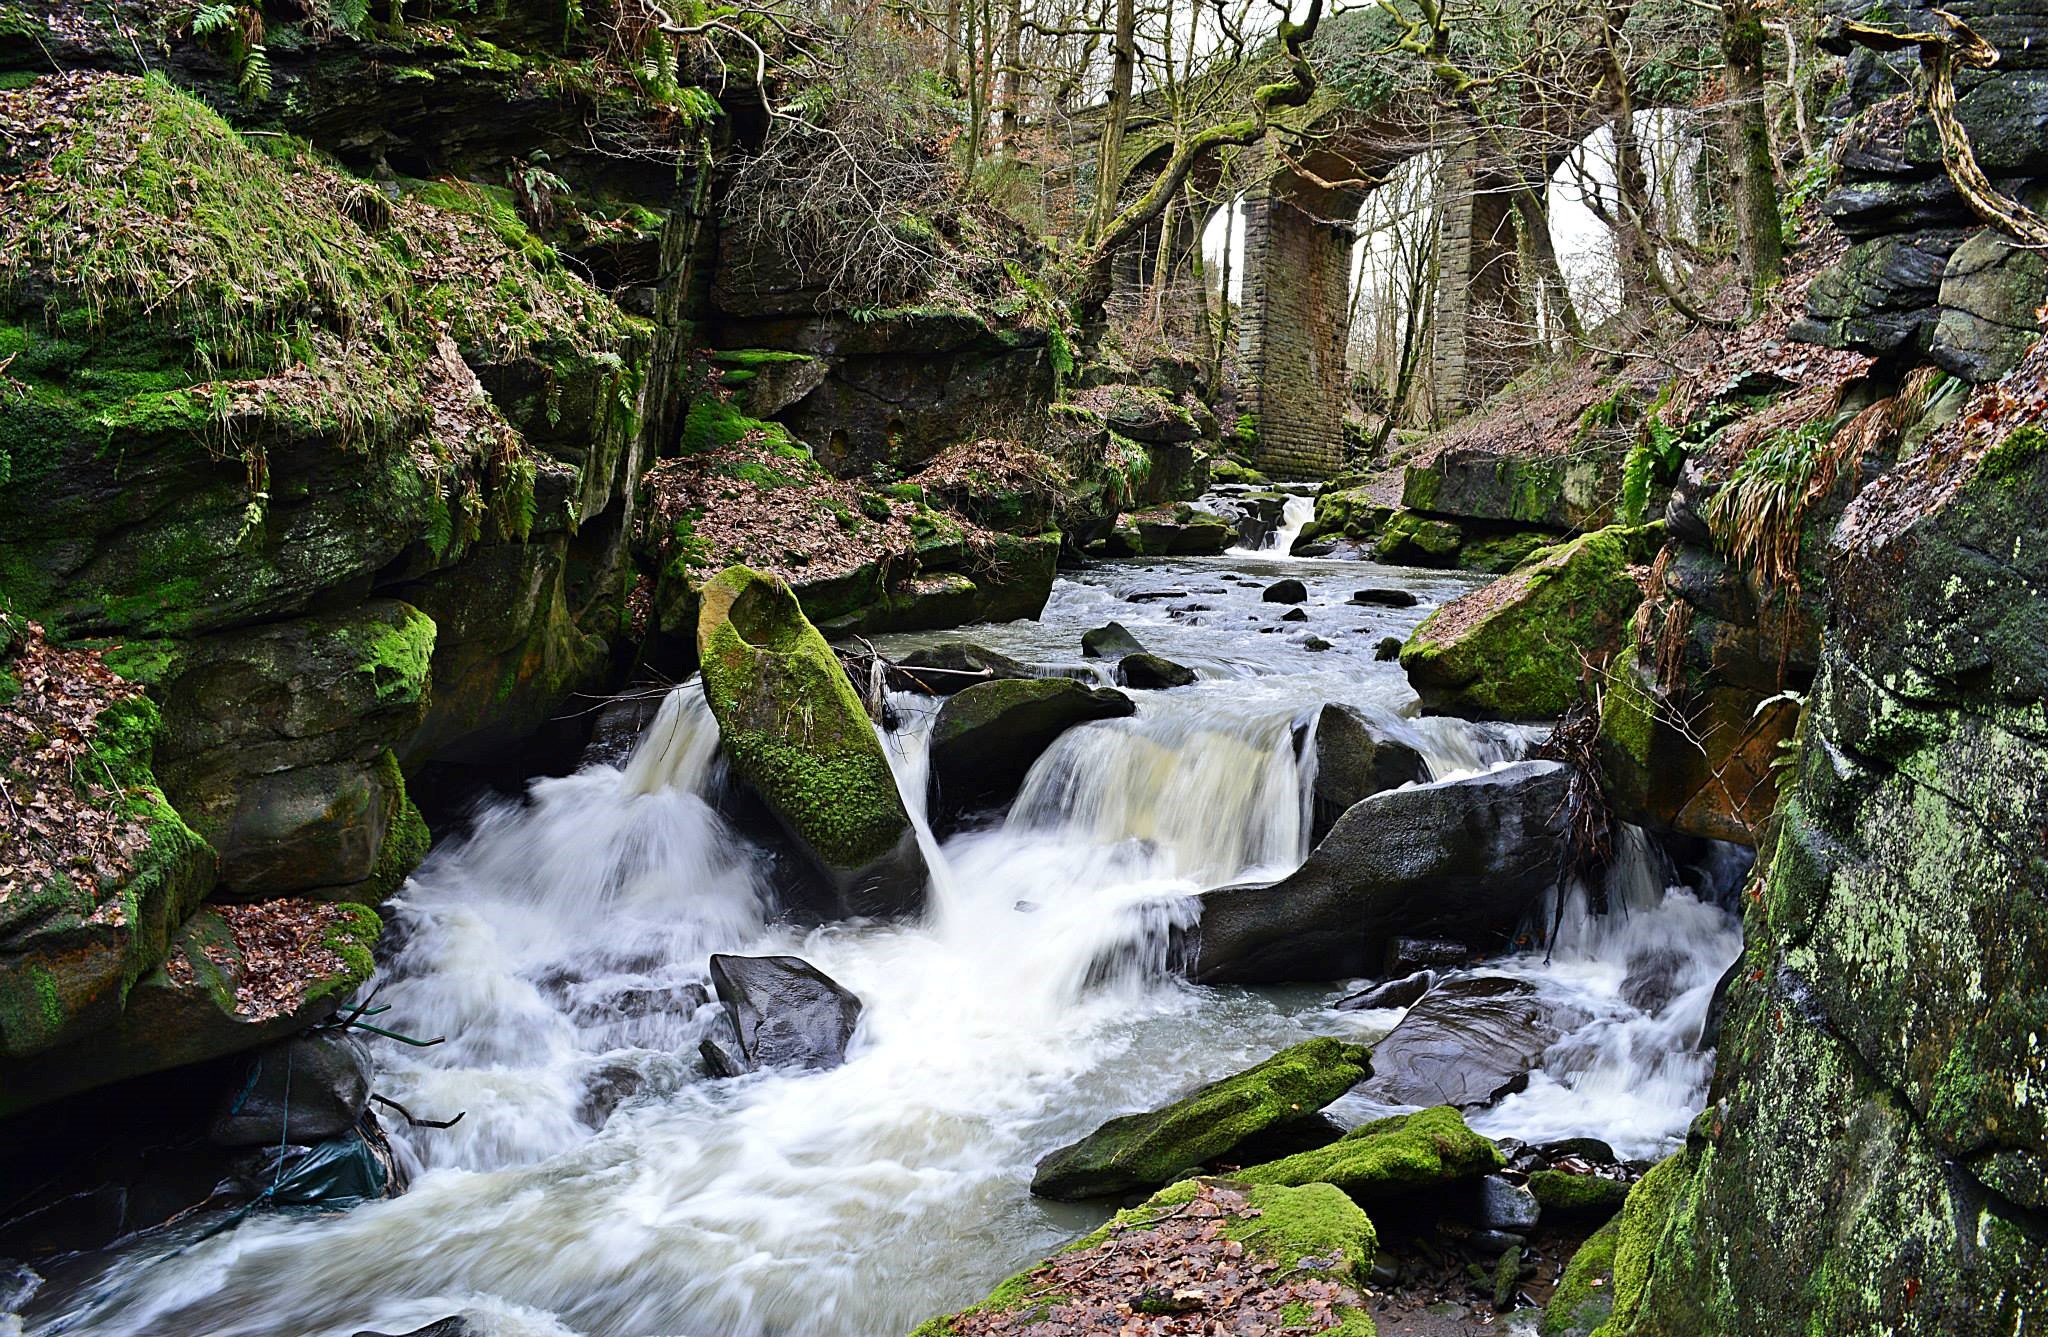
[945,1182,1363,1336]
[0,614,149,918]
[214,900,361,1021]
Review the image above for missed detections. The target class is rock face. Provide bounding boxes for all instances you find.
[929,677,1135,814]
[1234,1105,1504,1201]
[697,566,925,914]
[1401,526,1653,720]
[1308,704,1431,843]
[1030,1037,1370,1200]
[1615,408,2048,1330]
[1193,761,1570,984]
[1359,977,1585,1109]
[699,954,863,1078]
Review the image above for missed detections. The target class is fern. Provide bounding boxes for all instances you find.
[1620,418,1685,526]
[329,0,370,34]
[236,43,271,102]
[191,2,239,36]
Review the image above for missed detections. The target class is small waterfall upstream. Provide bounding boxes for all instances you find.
[21,557,1743,1337]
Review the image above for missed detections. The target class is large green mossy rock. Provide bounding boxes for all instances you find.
[1401,526,1655,720]
[1234,1105,1503,1201]
[1613,429,2048,1333]
[697,565,924,914]
[911,1178,1378,1337]
[0,901,380,1116]
[1029,1037,1369,1200]
[1403,444,1617,532]
[929,676,1134,818]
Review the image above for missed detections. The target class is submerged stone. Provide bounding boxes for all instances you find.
[1029,1036,1370,1200]
[1359,975,1587,1109]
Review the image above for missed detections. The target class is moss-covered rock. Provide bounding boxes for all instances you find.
[1528,1168,1632,1219]
[911,1178,1378,1336]
[1029,1037,1370,1200]
[928,676,1134,818]
[697,565,924,913]
[0,899,379,1116]
[1312,485,1395,541]
[1612,397,2048,1334]
[1402,443,1619,532]
[1401,526,1655,720]
[1541,1215,1618,1336]
[1373,512,1464,566]
[1233,1105,1504,1202]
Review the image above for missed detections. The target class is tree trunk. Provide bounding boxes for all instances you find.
[1723,0,1785,299]
[1085,0,1137,245]
[999,0,1023,147]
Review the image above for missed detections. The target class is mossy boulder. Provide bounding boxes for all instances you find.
[1401,525,1655,721]
[1312,485,1395,541]
[1402,445,1618,532]
[1029,1037,1371,1200]
[697,565,925,914]
[0,900,379,1116]
[928,677,1134,817]
[1373,512,1465,566]
[911,1178,1378,1337]
[1129,505,1235,556]
[1234,1105,1504,1202]
[1528,1168,1633,1219]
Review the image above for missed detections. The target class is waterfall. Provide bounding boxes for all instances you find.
[23,562,1743,1337]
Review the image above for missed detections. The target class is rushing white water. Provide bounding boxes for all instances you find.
[1224,493,1317,557]
[22,554,1741,1337]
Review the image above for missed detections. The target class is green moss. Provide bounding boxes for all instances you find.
[1979,424,2047,482]
[697,566,908,869]
[1373,512,1463,563]
[1529,1168,1632,1217]
[1030,1037,1370,1199]
[710,348,816,369]
[1597,646,1657,765]
[1400,525,1653,720]
[309,902,383,1005]
[679,397,803,456]
[1208,456,1269,485]
[913,1178,1378,1337]
[1594,1151,1690,1335]
[1542,1216,1619,1336]
[356,751,429,903]
[1235,1104,1504,1199]
[350,603,437,705]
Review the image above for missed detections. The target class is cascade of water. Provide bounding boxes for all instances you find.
[24,559,1743,1337]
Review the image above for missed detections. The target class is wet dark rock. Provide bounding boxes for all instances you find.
[583,691,667,766]
[1195,762,1570,984]
[1263,578,1309,604]
[352,1319,477,1337]
[1302,636,1333,651]
[1537,1137,1620,1165]
[1351,588,1419,608]
[1293,541,1338,557]
[1359,976,1588,1109]
[579,1062,645,1127]
[210,1031,374,1148]
[1386,937,1475,974]
[1125,589,1189,603]
[1372,636,1402,661]
[886,642,1039,695]
[1116,652,1199,690]
[699,954,862,1078]
[1334,969,1435,1011]
[1620,945,1692,1013]
[1310,704,1432,844]
[1474,1174,1542,1231]
[1281,607,1310,623]
[1081,621,1148,658]
[929,677,1135,814]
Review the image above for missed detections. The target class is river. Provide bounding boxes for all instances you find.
[21,547,1743,1337]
